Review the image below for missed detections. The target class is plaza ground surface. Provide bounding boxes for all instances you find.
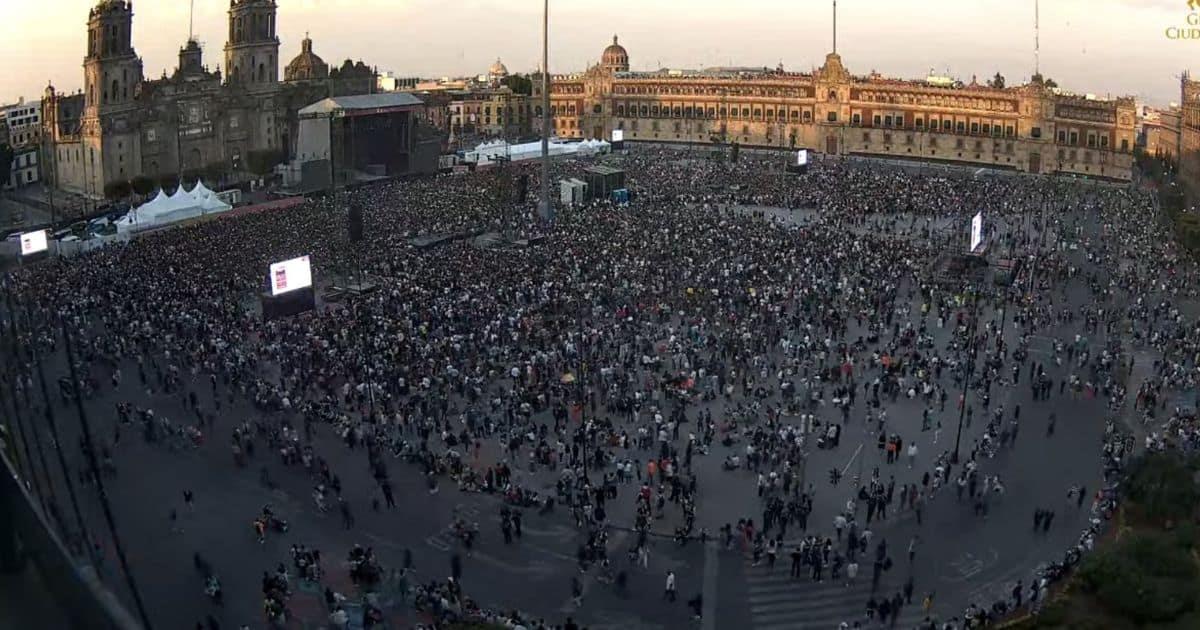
[7,204,1142,630]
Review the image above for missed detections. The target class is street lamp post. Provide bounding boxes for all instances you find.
[951,288,981,464]
[538,0,552,223]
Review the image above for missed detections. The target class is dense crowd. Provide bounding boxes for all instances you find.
[4,146,1198,629]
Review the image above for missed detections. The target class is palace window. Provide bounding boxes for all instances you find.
[1069,131,1078,145]
[1087,134,1096,148]
[827,111,837,122]
[982,124,990,135]
[873,114,881,126]
[943,120,952,131]
[970,122,980,134]
[673,106,682,117]
[766,109,774,120]
[956,121,966,133]
[708,108,716,118]
[616,105,625,116]
[1121,139,1129,152]
[754,108,762,119]
[1006,126,1015,137]
[803,110,812,122]
[1100,135,1109,148]
[742,107,750,118]
[852,113,862,125]
[651,105,660,116]
[641,106,648,117]
[790,110,799,120]
[719,107,726,117]
[593,104,602,114]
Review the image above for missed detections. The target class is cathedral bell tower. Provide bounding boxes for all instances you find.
[224,0,280,90]
[84,1,143,114]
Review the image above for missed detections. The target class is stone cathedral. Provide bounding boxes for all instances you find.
[41,0,376,197]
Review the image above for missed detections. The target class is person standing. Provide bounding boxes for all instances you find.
[381,480,395,509]
[664,571,677,602]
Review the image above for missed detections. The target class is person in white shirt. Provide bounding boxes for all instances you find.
[664,571,676,601]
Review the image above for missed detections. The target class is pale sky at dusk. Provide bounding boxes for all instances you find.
[1,0,1197,106]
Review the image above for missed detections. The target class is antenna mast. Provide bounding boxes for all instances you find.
[1034,0,1040,76]
[188,0,195,42]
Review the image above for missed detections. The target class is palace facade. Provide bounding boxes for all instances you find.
[535,37,1137,181]
[41,1,375,198]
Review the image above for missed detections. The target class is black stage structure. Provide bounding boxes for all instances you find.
[295,93,439,192]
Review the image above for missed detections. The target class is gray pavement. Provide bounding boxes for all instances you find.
[1,200,1156,630]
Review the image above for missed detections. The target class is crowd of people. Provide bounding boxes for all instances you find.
[3,145,1197,629]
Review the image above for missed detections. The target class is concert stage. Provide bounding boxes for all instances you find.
[288,93,440,191]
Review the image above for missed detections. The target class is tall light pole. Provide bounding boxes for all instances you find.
[539,0,552,223]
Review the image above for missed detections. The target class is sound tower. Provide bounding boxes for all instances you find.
[731,143,740,163]
[515,174,529,203]
[348,202,364,243]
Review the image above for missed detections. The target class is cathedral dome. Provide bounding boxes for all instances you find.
[601,35,629,72]
[489,58,509,78]
[284,35,329,82]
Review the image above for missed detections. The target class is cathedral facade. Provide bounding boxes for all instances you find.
[535,37,1137,181]
[41,0,375,198]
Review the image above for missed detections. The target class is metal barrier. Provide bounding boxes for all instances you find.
[0,448,142,630]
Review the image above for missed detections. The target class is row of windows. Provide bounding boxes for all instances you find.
[1056,129,1110,149]
[8,153,38,169]
[609,103,816,122]
[453,105,530,117]
[850,113,1018,137]
[613,85,811,99]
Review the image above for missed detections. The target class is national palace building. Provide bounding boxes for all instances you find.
[534,36,1137,181]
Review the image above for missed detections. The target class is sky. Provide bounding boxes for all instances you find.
[1,0,1197,107]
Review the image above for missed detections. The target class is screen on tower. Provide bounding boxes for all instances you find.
[19,230,48,256]
[797,149,809,166]
[612,129,624,143]
[970,212,984,253]
[268,255,313,296]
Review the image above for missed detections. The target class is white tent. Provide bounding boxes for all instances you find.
[114,181,232,232]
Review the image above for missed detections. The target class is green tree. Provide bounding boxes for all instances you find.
[246,148,286,176]
[989,72,1005,89]
[1077,529,1198,624]
[1125,452,1200,525]
[103,180,131,200]
[503,74,533,95]
[130,175,155,196]
[0,143,14,190]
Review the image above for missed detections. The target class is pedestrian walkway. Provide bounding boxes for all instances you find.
[742,552,929,630]
[424,503,482,552]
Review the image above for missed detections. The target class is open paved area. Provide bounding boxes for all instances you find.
[3,150,1193,630]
